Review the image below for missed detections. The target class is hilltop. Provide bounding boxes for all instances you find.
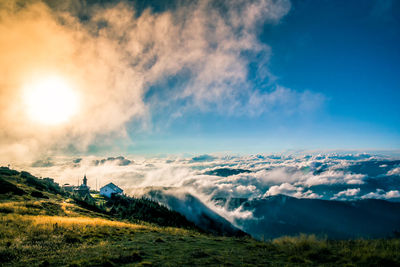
[1,167,400,266]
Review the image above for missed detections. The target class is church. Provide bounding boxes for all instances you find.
[74,174,91,197]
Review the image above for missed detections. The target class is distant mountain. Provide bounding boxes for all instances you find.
[204,168,251,177]
[143,188,400,239]
[221,195,400,239]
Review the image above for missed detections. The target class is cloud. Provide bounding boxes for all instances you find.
[331,188,360,200]
[0,0,327,161]
[0,1,146,161]
[263,183,321,198]
[263,182,299,196]
[31,158,54,168]
[16,152,400,230]
[247,86,325,116]
[92,156,133,166]
[361,189,400,200]
[388,167,400,176]
[385,190,400,198]
[24,152,389,201]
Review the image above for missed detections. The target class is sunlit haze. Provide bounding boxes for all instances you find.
[0,0,398,160]
[23,76,79,125]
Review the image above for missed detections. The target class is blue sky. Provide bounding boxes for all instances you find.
[124,0,400,154]
[1,0,399,160]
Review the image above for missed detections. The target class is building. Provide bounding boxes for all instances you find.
[100,183,123,198]
[62,184,76,192]
[74,174,91,197]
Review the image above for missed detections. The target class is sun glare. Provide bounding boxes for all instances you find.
[23,76,79,125]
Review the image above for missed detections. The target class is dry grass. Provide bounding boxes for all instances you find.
[31,215,146,229]
[1,174,400,267]
[0,201,36,215]
[2,210,400,266]
[0,208,205,266]
[0,200,64,216]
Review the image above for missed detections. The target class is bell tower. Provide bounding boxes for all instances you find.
[83,174,87,186]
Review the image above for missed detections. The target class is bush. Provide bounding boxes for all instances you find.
[0,167,19,176]
[0,249,16,263]
[31,191,49,199]
[105,195,197,229]
[25,175,47,191]
[0,207,14,214]
[0,178,26,195]
[23,173,64,196]
[63,233,82,244]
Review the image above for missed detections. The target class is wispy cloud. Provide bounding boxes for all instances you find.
[388,167,400,176]
[263,182,321,198]
[0,0,328,161]
[331,188,360,200]
[361,189,400,200]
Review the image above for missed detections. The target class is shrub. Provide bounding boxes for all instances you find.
[0,167,19,176]
[0,249,16,263]
[0,178,26,195]
[63,232,82,244]
[31,191,49,199]
[105,195,197,229]
[0,206,14,214]
[41,202,65,216]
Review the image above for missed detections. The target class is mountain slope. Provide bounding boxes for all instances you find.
[224,195,400,239]
[140,187,400,240]
[144,188,247,237]
[1,167,400,266]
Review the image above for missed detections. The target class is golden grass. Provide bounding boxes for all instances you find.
[0,201,37,215]
[59,201,87,216]
[1,211,400,266]
[0,213,145,231]
[30,215,146,230]
[29,215,195,236]
[0,202,16,209]
[1,211,193,237]
[0,199,195,238]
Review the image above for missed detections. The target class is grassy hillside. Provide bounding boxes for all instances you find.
[1,167,400,266]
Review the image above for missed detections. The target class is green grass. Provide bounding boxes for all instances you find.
[1,168,400,266]
[2,204,400,266]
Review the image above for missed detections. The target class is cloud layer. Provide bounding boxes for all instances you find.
[18,152,400,226]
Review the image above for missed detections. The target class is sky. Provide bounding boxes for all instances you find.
[0,0,399,162]
[133,0,400,154]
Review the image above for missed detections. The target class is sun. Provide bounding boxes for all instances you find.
[23,76,79,125]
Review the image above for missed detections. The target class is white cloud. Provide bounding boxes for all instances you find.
[388,167,400,176]
[17,153,400,228]
[361,189,400,200]
[263,182,299,197]
[0,0,328,162]
[385,190,400,198]
[263,183,321,199]
[331,188,360,200]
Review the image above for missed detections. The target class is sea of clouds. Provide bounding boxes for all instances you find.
[15,152,400,223]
